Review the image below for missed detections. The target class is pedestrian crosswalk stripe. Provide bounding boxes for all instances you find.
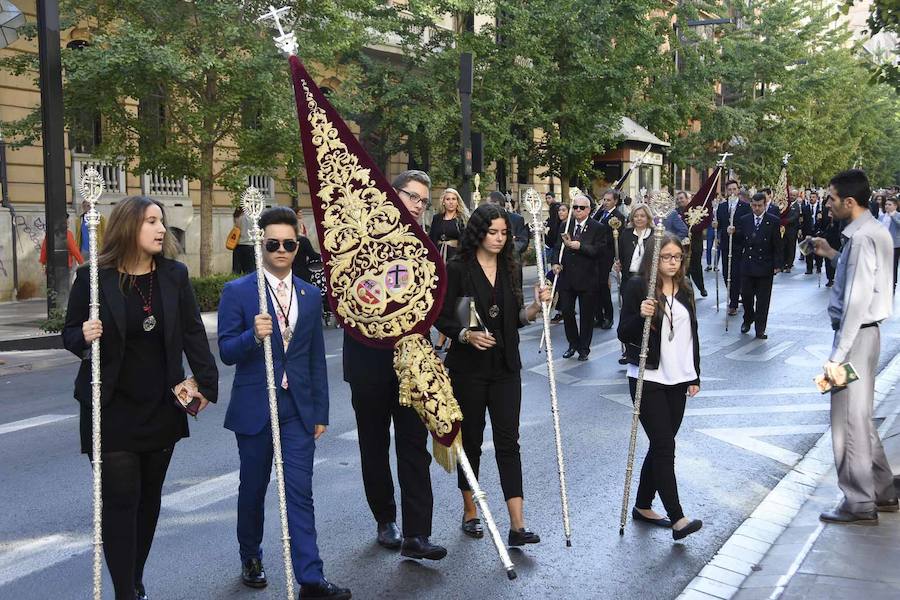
[0,414,76,436]
[697,424,829,466]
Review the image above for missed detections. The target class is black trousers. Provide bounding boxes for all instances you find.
[740,274,773,335]
[782,228,798,268]
[450,370,523,500]
[558,288,597,354]
[721,245,742,308]
[597,252,615,322]
[806,252,823,273]
[686,235,706,293]
[349,378,433,537]
[233,245,255,274]
[893,247,900,291]
[96,448,173,600]
[628,378,688,523]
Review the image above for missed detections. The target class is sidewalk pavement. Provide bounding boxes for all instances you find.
[679,351,900,600]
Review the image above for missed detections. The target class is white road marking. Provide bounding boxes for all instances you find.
[0,414,76,436]
[697,424,829,466]
[602,387,819,407]
[784,344,832,368]
[573,376,725,387]
[725,340,795,362]
[0,534,90,587]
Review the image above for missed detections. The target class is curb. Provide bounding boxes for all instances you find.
[677,348,900,600]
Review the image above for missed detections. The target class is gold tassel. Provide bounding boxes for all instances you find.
[433,431,460,473]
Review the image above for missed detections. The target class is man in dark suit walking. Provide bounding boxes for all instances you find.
[552,193,603,360]
[782,191,801,272]
[736,193,783,339]
[802,191,827,274]
[591,189,625,328]
[342,170,446,561]
[714,179,752,315]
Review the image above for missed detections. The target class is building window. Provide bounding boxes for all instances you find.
[67,40,102,154]
[138,93,167,151]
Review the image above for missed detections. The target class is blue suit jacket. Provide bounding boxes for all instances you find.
[218,273,328,436]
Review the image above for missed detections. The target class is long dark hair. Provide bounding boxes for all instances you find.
[455,203,523,307]
[637,232,690,315]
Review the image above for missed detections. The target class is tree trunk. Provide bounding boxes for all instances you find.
[199,144,214,276]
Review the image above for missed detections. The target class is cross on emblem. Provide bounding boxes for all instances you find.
[386,264,409,290]
[257,5,297,55]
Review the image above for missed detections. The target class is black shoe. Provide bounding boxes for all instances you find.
[705,266,712,272]
[826,280,834,287]
[135,583,148,600]
[755,333,768,340]
[805,270,813,275]
[400,536,447,560]
[461,517,484,539]
[631,507,672,528]
[819,508,878,525]
[577,352,589,362]
[562,348,577,359]
[300,579,352,600]
[727,307,738,316]
[618,355,629,365]
[550,314,563,324]
[376,522,401,549]
[700,289,708,297]
[740,322,751,334]
[241,558,267,588]
[672,519,703,540]
[876,498,899,513]
[508,528,541,546]
[816,267,822,273]
[600,318,614,330]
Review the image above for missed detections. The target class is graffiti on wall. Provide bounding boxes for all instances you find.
[14,215,46,251]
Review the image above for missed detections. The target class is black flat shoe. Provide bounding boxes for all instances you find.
[461,517,484,539]
[672,519,703,540]
[135,582,148,600]
[300,579,352,600]
[755,333,768,340]
[740,322,751,334]
[631,507,672,528]
[577,352,589,362]
[819,508,878,525]
[562,348,576,359]
[618,355,629,365]
[241,557,267,588]
[508,528,541,546]
[376,522,401,549]
[400,536,447,560]
[700,289,708,297]
[600,318,614,330]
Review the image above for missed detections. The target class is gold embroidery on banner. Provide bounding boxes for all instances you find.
[301,79,438,340]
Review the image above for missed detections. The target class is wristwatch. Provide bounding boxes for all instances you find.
[459,328,471,344]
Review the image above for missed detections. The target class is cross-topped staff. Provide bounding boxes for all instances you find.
[242,186,295,599]
[524,188,573,547]
[618,189,676,535]
[80,167,105,600]
[257,5,297,55]
[612,144,653,191]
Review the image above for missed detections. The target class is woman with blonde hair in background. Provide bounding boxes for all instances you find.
[430,188,469,351]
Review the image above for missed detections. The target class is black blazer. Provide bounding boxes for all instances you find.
[342,332,395,384]
[617,228,652,274]
[435,258,524,374]
[291,235,322,283]
[801,202,827,237]
[552,217,603,292]
[716,199,752,248]
[617,276,700,384]
[592,207,625,256]
[508,211,531,255]
[62,256,219,408]
[736,212,783,277]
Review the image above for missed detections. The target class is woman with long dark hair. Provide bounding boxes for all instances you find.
[617,232,703,541]
[63,196,218,600]
[435,203,549,546]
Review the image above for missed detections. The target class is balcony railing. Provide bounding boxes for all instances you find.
[247,174,275,200]
[142,171,190,199]
[71,153,127,200]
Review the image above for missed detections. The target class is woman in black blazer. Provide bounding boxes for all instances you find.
[614,203,654,290]
[435,203,549,546]
[63,196,218,600]
[430,188,468,351]
[617,232,703,541]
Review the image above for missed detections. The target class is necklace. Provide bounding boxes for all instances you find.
[479,261,501,318]
[266,278,294,344]
[663,293,676,341]
[131,263,157,332]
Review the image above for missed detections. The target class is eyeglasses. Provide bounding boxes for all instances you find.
[572,205,590,211]
[397,188,429,207]
[265,238,298,253]
[660,254,683,263]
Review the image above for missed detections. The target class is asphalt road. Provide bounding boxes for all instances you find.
[1,265,898,600]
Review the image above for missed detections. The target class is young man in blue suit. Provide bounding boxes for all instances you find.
[218,207,350,600]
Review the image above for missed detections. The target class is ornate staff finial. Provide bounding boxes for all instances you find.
[782,153,792,166]
[241,186,265,240]
[472,173,481,206]
[79,167,105,209]
[647,190,674,221]
[568,187,582,201]
[257,5,297,55]
[523,187,542,216]
[717,151,733,166]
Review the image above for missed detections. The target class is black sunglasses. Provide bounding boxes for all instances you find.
[572,205,590,211]
[264,238,298,253]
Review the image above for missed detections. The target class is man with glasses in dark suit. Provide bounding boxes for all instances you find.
[552,194,604,361]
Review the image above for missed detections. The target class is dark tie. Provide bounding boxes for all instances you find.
[574,224,582,239]
[755,216,761,229]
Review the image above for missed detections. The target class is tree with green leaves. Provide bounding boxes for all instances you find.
[1,0,384,275]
